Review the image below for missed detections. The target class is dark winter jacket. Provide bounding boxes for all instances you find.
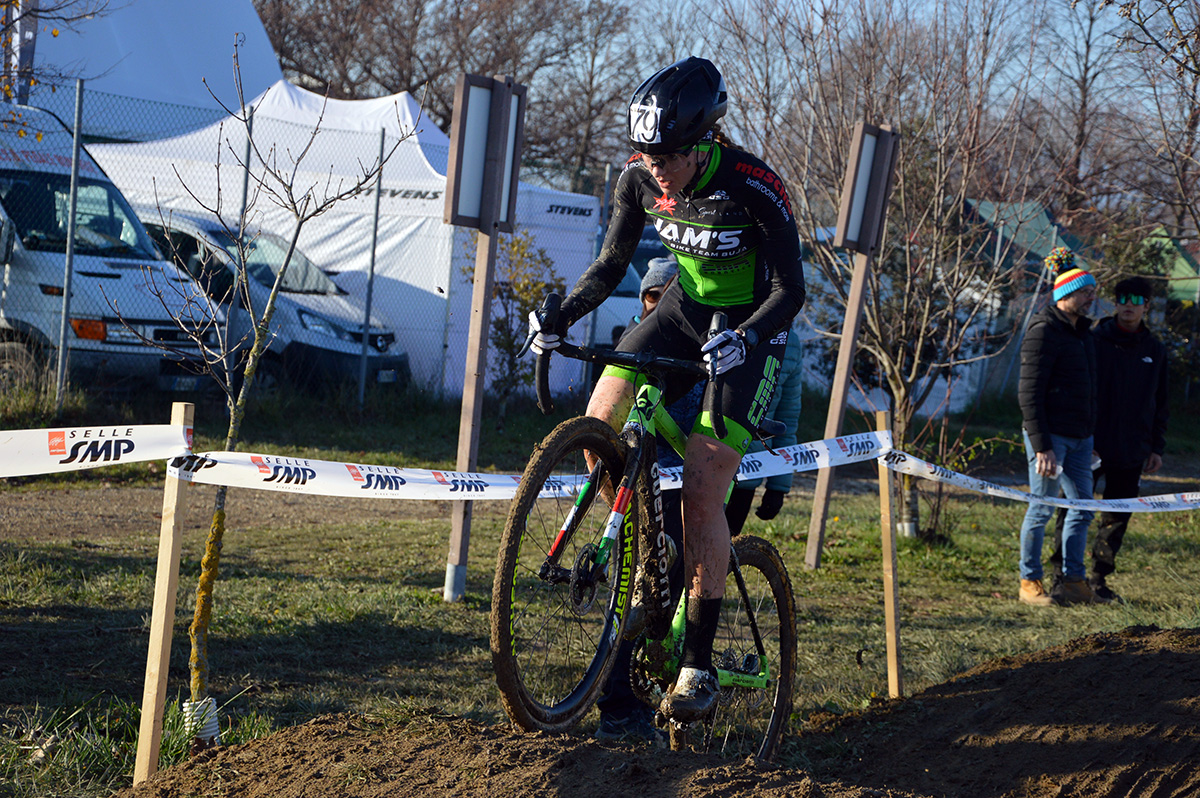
[1018,304,1097,452]
[1092,316,1169,469]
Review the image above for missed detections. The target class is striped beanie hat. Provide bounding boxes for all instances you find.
[1046,247,1096,302]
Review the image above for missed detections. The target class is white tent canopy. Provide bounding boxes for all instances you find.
[29,0,284,140]
[89,81,601,395]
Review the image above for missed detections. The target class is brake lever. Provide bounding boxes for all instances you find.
[516,327,536,359]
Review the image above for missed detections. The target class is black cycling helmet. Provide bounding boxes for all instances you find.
[628,56,727,155]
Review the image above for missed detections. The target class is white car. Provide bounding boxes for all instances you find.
[0,107,216,391]
[138,207,410,391]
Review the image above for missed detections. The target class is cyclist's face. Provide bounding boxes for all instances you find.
[640,150,697,194]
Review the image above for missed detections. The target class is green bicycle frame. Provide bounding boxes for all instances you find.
[587,380,774,693]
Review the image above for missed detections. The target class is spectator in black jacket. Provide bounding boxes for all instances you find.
[1016,247,1107,607]
[1050,276,1169,602]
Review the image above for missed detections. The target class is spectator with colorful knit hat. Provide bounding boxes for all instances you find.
[1015,246,1108,606]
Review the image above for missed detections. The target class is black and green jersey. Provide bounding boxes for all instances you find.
[561,141,805,346]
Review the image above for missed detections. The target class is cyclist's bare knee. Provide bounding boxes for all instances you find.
[586,375,634,431]
[584,375,634,503]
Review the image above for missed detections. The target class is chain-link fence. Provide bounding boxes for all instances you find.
[2,82,602,398]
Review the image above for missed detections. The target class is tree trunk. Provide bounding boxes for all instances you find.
[189,487,228,702]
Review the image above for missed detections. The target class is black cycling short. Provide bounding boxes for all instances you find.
[601,280,787,455]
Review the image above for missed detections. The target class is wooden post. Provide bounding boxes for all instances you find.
[805,250,871,570]
[444,76,519,602]
[446,222,500,601]
[876,410,903,698]
[805,122,899,570]
[134,402,194,784]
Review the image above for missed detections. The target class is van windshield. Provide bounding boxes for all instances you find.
[208,229,340,295]
[0,169,158,259]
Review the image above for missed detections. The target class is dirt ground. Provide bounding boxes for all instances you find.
[105,625,1199,798]
[6,472,1200,798]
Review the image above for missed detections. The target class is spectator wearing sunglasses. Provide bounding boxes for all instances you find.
[1049,275,1169,603]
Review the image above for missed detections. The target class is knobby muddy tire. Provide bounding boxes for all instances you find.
[491,416,634,733]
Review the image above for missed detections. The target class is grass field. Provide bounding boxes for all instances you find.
[2,385,1199,797]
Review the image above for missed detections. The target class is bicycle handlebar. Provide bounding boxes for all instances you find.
[706,312,728,440]
[529,293,725,433]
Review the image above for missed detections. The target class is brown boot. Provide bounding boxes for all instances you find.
[1019,579,1055,606]
[1055,576,1111,606]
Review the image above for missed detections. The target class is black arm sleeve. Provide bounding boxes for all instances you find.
[559,171,647,328]
[737,215,806,345]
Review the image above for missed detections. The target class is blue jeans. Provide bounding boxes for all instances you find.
[1018,430,1094,581]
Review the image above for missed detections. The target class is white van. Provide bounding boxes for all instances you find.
[136,207,410,391]
[0,106,214,391]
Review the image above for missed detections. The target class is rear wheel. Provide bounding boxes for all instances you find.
[673,535,796,761]
[491,416,635,732]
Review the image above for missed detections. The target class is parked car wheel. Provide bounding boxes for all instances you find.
[0,341,41,391]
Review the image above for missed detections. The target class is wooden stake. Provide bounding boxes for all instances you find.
[134,402,194,784]
[877,410,903,698]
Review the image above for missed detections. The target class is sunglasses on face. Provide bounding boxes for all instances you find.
[639,149,693,170]
[1116,294,1146,305]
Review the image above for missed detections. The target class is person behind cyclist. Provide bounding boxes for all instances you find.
[530,56,806,723]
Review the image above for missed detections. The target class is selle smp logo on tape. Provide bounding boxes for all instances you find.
[251,455,317,485]
[835,436,876,457]
[50,428,138,464]
[345,464,408,490]
[782,447,819,466]
[432,471,489,492]
[170,454,218,472]
[736,460,763,476]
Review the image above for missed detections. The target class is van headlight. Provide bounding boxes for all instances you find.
[297,309,355,343]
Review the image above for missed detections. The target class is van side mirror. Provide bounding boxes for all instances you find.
[0,218,14,265]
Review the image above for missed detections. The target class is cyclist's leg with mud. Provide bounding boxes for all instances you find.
[584,375,635,504]
[664,332,786,722]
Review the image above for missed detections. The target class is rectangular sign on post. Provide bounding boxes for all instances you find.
[441,73,527,602]
[807,120,900,571]
[833,122,898,254]
[444,75,526,233]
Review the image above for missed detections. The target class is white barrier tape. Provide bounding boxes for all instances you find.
[881,449,1200,514]
[166,451,585,501]
[167,431,895,501]
[0,424,192,478]
[658,431,893,489]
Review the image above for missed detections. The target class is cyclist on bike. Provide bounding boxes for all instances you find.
[529,56,806,723]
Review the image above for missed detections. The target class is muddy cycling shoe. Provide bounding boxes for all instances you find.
[660,666,720,723]
[594,705,665,746]
[621,603,647,641]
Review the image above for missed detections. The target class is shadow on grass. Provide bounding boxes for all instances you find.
[1,540,491,728]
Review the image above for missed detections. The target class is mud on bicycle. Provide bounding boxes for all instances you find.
[489,293,797,761]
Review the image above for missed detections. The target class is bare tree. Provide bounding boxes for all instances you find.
[0,0,108,104]
[712,0,1058,534]
[136,47,411,708]
[1015,0,1139,235]
[253,0,656,192]
[1101,0,1200,78]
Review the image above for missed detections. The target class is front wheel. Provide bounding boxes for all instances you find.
[491,416,634,732]
[685,535,797,762]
